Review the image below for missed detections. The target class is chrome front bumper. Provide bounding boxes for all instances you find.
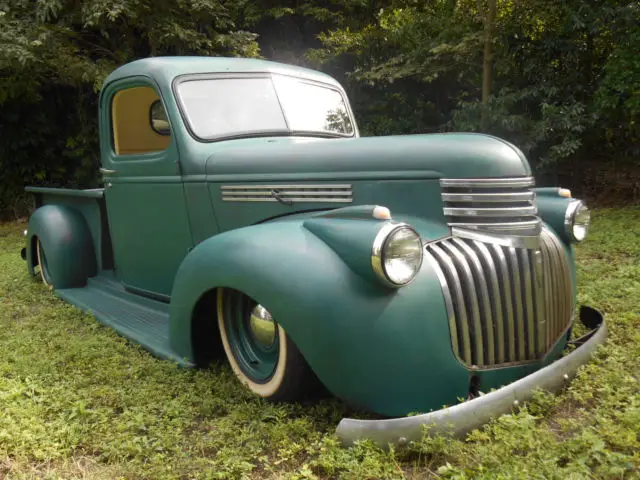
[336,307,606,448]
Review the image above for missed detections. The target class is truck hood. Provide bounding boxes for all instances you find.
[204,133,531,180]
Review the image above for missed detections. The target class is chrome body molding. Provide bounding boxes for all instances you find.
[221,184,352,203]
[336,314,607,448]
[443,205,538,218]
[450,227,540,250]
[425,225,573,368]
[440,176,540,237]
[440,177,536,188]
[441,191,534,203]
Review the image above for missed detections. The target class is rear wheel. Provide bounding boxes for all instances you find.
[35,238,53,289]
[217,288,319,402]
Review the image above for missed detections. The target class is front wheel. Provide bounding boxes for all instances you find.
[217,288,320,402]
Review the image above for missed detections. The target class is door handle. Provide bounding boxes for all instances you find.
[100,168,116,175]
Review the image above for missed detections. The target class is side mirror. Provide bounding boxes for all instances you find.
[150,100,171,136]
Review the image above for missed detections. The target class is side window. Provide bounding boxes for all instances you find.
[111,86,171,156]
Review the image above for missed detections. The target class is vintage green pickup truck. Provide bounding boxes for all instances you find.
[22,56,606,447]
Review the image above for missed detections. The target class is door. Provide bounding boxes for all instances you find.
[100,77,193,299]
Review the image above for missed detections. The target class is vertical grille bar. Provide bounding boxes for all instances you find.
[549,233,563,337]
[532,249,547,356]
[519,249,537,358]
[491,244,516,362]
[552,236,563,337]
[452,238,495,365]
[545,230,574,339]
[425,251,460,360]
[545,242,554,349]
[428,226,574,367]
[429,244,473,362]
[540,242,551,349]
[507,247,526,361]
[473,241,505,363]
[441,240,484,365]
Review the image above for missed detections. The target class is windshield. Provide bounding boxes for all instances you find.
[176,74,355,141]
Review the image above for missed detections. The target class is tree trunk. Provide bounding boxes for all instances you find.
[481,0,497,130]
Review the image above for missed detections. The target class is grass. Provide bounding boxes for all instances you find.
[0,208,639,479]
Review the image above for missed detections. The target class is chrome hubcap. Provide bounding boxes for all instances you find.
[249,304,276,348]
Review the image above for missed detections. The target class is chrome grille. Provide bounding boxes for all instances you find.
[440,177,540,236]
[425,226,573,367]
[221,184,352,203]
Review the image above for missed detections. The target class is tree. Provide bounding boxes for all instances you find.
[480,0,497,129]
[0,0,261,217]
[310,0,639,177]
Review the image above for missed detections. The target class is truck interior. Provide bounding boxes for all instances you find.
[111,86,171,155]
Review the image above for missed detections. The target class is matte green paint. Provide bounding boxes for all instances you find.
[302,214,396,285]
[26,205,97,288]
[204,133,530,180]
[168,217,471,416]
[26,189,111,272]
[205,132,528,233]
[212,178,450,238]
[534,190,579,297]
[185,183,220,244]
[22,56,584,417]
[100,59,358,179]
[103,57,343,94]
[55,273,193,367]
[99,76,193,297]
[535,189,574,244]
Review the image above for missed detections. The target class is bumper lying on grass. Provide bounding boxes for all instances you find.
[337,307,607,448]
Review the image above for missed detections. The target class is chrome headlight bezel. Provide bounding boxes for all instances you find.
[371,222,424,288]
[564,199,590,242]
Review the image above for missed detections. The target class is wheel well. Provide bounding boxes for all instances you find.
[191,288,224,367]
[31,235,39,269]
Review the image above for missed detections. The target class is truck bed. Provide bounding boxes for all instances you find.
[25,185,114,272]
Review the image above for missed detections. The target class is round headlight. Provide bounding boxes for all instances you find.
[372,223,423,287]
[565,200,590,242]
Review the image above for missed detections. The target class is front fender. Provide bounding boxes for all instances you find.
[535,188,574,242]
[27,204,97,288]
[169,216,469,416]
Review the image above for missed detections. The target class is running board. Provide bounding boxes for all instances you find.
[56,273,194,367]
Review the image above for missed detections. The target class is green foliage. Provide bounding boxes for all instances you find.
[310,0,640,177]
[595,14,640,159]
[0,0,261,219]
[1,0,638,219]
[0,208,639,478]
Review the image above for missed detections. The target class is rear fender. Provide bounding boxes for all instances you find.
[27,204,97,288]
[169,209,468,416]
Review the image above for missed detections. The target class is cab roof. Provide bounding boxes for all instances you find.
[103,56,342,90]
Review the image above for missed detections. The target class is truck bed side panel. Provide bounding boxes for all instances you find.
[26,187,113,272]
